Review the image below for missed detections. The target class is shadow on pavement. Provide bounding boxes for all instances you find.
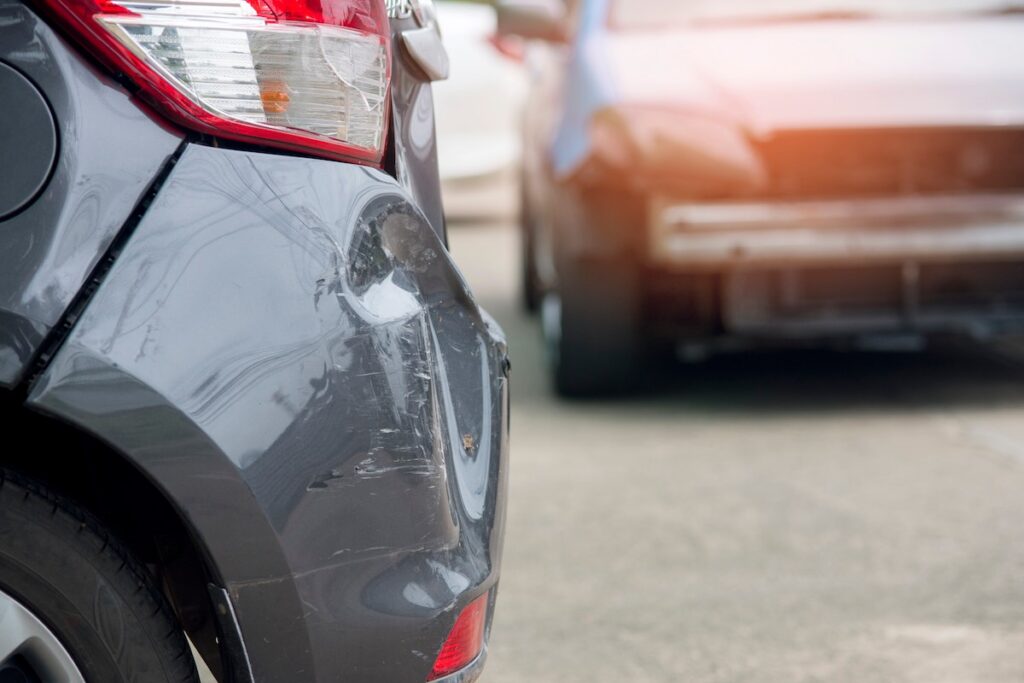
[631,341,1024,415]
[508,302,1024,416]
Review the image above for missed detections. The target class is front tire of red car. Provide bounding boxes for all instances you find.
[520,184,542,315]
[543,255,642,398]
[0,469,200,683]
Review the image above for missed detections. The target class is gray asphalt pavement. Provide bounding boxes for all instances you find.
[448,211,1024,683]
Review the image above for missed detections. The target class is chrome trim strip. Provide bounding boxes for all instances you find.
[652,221,1024,266]
[651,194,1024,265]
[658,194,1024,232]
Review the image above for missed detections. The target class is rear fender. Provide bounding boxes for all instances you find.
[29,146,509,682]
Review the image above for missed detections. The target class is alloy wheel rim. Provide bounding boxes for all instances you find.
[0,588,85,683]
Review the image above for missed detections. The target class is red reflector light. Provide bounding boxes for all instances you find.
[428,594,488,681]
[36,0,391,166]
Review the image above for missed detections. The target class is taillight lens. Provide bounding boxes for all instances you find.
[38,0,391,165]
[427,594,488,680]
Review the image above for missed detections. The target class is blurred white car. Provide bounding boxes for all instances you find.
[434,0,527,182]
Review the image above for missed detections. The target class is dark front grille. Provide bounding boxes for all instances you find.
[724,261,1024,336]
[756,129,1024,200]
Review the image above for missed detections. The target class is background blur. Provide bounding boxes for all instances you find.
[434,1,1024,681]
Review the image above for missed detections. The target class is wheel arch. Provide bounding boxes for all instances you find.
[0,392,233,681]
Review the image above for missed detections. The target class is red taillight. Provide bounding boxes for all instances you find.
[36,0,392,166]
[248,0,387,33]
[428,594,488,681]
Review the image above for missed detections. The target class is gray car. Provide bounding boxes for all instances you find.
[0,1,508,682]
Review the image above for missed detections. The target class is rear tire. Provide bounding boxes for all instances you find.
[544,254,642,397]
[520,187,542,314]
[0,469,200,683]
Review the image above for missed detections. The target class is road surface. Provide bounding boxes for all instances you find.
[449,209,1024,683]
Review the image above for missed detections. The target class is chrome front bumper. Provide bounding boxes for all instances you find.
[650,194,1024,267]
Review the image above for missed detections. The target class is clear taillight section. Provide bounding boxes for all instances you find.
[39,0,391,165]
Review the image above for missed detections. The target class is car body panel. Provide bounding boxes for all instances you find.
[546,0,1024,179]
[0,0,183,388]
[28,144,509,682]
[605,19,1024,134]
[0,62,58,220]
[391,10,448,239]
[520,38,570,286]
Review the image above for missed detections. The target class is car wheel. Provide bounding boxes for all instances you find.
[543,254,642,397]
[519,185,542,314]
[0,469,200,683]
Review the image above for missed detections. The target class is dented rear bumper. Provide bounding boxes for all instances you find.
[27,145,509,682]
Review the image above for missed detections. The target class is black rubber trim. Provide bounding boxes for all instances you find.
[14,140,188,398]
[207,585,256,683]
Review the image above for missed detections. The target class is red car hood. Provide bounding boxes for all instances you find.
[605,18,1024,135]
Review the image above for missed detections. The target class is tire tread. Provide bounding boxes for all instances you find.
[0,467,199,683]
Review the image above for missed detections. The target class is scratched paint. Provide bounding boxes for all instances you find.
[30,145,509,682]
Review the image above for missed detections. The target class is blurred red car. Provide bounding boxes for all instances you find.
[501,0,1024,396]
